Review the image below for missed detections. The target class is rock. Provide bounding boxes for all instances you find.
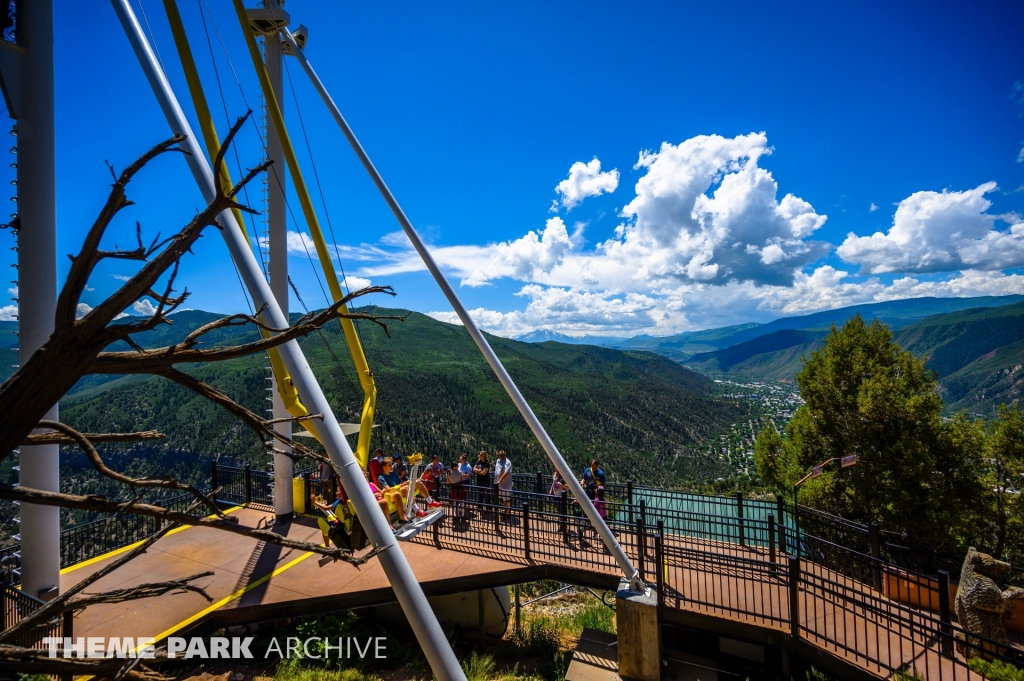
[954,547,1022,659]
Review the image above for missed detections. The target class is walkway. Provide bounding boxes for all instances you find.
[54,499,1017,681]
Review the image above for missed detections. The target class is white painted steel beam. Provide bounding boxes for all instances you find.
[16,0,60,601]
[109,3,466,679]
[280,27,642,591]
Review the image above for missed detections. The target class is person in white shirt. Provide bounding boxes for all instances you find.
[494,449,513,519]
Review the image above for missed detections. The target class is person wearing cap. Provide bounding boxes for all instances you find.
[393,453,409,481]
[473,451,490,503]
[580,459,605,500]
[494,449,513,519]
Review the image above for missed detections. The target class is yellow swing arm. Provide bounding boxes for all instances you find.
[231,0,378,471]
[161,0,307,420]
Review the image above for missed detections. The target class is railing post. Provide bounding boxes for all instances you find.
[654,523,665,608]
[244,464,252,505]
[514,583,521,635]
[788,554,800,639]
[938,569,952,658]
[768,514,776,565]
[869,522,882,592]
[60,608,74,681]
[627,480,634,524]
[536,471,542,494]
[433,511,441,543]
[639,500,647,557]
[635,515,646,581]
[210,459,218,499]
[736,491,745,547]
[522,502,531,561]
[776,493,785,551]
[560,491,568,539]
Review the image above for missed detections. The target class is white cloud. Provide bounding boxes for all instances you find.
[837,182,1024,274]
[342,275,372,292]
[612,132,828,287]
[132,299,158,316]
[112,274,132,282]
[287,230,317,256]
[869,203,879,212]
[0,304,16,321]
[427,268,1024,338]
[76,303,92,319]
[1018,146,1024,164]
[323,131,1024,337]
[554,158,619,210]
[114,311,129,320]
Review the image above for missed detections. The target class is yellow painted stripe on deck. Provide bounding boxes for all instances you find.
[76,549,314,681]
[60,505,245,575]
[136,550,314,651]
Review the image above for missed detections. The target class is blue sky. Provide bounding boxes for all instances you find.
[3,0,1024,336]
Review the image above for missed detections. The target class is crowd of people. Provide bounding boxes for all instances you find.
[310,448,613,548]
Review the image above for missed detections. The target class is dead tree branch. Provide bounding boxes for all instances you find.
[0,114,266,461]
[0,646,169,681]
[0,483,387,566]
[90,287,399,374]
[22,430,165,445]
[34,420,227,519]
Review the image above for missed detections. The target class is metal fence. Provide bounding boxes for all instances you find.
[1,581,70,652]
[415,488,1024,679]
[1,488,211,588]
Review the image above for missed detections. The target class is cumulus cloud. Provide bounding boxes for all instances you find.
[327,131,1024,337]
[112,274,132,282]
[869,203,879,212]
[837,182,1024,274]
[612,133,828,287]
[0,304,15,321]
[342,275,372,291]
[133,299,158,316]
[428,269,1024,338]
[554,158,619,210]
[76,303,92,319]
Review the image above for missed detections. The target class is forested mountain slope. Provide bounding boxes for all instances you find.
[30,308,742,491]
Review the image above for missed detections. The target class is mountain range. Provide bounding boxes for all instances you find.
[516,295,1024,414]
[0,307,743,493]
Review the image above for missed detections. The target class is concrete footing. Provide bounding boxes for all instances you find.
[616,579,661,681]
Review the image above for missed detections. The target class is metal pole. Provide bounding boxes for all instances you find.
[938,569,952,658]
[263,0,292,522]
[15,0,60,602]
[736,490,744,547]
[109,5,466,679]
[280,27,642,592]
[514,583,521,634]
[788,554,800,639]
[869,523,882,592]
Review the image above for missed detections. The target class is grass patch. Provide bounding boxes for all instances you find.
[274,657,382,681]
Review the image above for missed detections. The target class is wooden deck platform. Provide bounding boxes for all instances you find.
[58,504,1007,681]
[61,507,544,643]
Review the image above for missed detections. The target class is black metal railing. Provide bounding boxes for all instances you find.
[1,488,211,588]
[1,581,70,650]
[416,491,1023,679]
[211,462,273,507]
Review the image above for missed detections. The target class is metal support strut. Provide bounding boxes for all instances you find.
[279,27,642,592]
[109,3,466,680]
